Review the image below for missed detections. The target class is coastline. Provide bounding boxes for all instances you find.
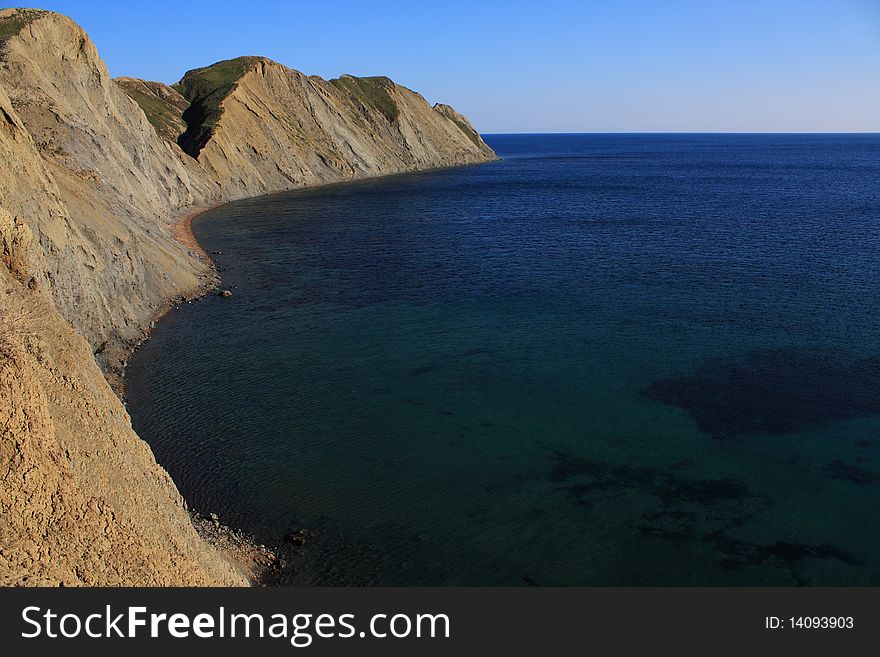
[118,160,503,395]
[190,511,283,586]
[0,7,500,586]
[173,203,221,260]
[107,203,220,396]
[117,162,499,585]
[117,202,290,584]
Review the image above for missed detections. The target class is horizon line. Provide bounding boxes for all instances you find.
[480,130,880,135]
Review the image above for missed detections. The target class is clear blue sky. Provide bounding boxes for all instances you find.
[22,0,880,132]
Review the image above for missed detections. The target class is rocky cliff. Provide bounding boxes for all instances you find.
[0,9,213,375]
[0,7,495,586]
[0,208,247,586]
[169,58,496,199]
[114,77,190,143]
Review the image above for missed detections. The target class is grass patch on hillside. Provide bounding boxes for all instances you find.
[116,80,186,142]
[331,75,399,123]
[0,9,44,41]
[173,56,264,156]
[434,104,484,149]
[448,116,483,148]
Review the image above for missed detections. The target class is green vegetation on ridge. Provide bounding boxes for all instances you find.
[447,116,483,148]
[433,104,485,149]
[115,79,187,142]
[0,8,44,41]
[331,75,400,123]
[173,56,265,156]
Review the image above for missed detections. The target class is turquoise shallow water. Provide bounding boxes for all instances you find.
[127,134,880,585]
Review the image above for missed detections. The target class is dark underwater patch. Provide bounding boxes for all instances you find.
[642,348,880,439]
[549,450,860,582]
[824,460,880,485]
[549,450,752,506]
[709,534,860,585]
[409,364,440,376]
[639,511,695,543]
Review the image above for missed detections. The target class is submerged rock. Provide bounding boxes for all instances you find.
[219,289,233,298]
[284,529,313,546]
[643,348,880,439]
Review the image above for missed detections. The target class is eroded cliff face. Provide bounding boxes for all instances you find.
[0,208,247,586]
[0,12,495,370]
[172,58,496,199]
[0,7,495,586]
[0,8,214,374]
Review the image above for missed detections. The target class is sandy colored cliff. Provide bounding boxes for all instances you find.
[0,9,214,375]
[0,208,247,586]
[0,7,495,586]
[171,58,496,199]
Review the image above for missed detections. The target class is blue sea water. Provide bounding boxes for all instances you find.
[126,134,880,585]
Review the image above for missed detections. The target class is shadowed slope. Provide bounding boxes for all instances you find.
[174,56,267,157]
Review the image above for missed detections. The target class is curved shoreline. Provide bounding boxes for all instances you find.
[121,203,290,584]
[123,160,503,396]
[108,203,220,397]
[0,7,499,585]
[120,162,500,583]
[173,203,222,261]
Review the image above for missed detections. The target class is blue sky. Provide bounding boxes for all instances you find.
[23,0,880,132]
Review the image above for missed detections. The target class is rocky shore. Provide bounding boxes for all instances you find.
[190,512,282,586]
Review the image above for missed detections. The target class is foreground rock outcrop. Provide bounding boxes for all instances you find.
[0,7,495,586]
[0,209,247,586]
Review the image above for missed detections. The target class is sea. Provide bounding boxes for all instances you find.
[126,134,880,585]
